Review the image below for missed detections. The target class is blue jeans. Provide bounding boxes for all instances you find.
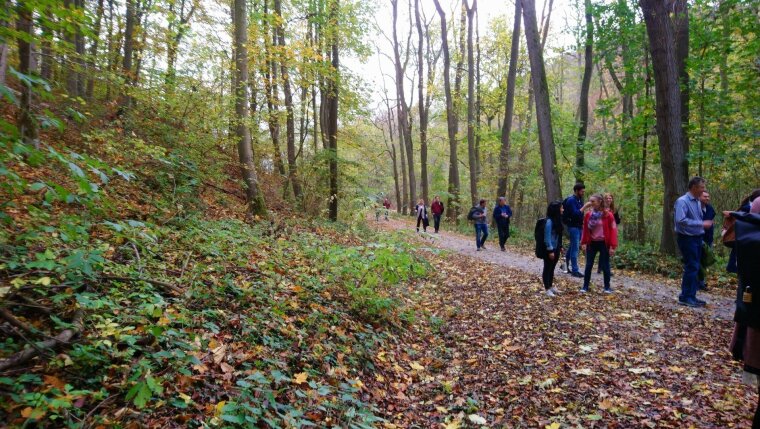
[677,233,702,302]
[566,227,582,273]
[475,224,488,248]
[583,241,611,290]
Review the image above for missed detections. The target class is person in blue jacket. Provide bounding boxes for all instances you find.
[492,197,513,251]
[562,183,589,277]
[543,201,564,297]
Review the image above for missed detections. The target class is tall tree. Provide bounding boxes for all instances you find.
[465,0,477,206]
[522,0,561,202]
[391,0,415,213]
[496,0,521,198]
[165,0,198,88]
[432,0,460,221]
[326,0,339,221]
[86,0,105,99]
[16,0,39,148]
[120,0,137,109]
[262,1,287,178]
[274,0,303,202]
[0,0,10,85]
[640,0,689,255]
[575,0,593,182]
[232,0,267,219]
[414,0,429,203]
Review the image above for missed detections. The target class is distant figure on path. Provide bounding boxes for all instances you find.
[431,196,445,233]
[492,197,513,251]
[542,201,564,297]
[729,197,760,428]
[415,199,429,232]
[383,197,391,220]
[580,194,618,294]
[674,177,713,308]
[468,199,488,250]
[562,183,587,278]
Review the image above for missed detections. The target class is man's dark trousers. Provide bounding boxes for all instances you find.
[433,214,442,233]
[677,233,702,302]
[497,223,509,249]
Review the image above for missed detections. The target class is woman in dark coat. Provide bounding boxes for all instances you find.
[729,196,760,428]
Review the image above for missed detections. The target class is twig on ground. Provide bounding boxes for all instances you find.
[0,309,84,372]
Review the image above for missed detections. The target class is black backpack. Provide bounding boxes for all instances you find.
[467,207,478,221]
[561,197,573,225]
[534,218,548,258]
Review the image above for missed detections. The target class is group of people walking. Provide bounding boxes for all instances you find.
[540,183,620,296]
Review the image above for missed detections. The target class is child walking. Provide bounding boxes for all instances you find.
[543,201,564,297]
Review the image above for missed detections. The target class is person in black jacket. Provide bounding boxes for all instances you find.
[562,183,588,277]
[729,198,760,428]
[492,197,513,251]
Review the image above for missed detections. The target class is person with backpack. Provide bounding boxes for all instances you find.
[415,198,429,232]
[468,199,489,250]
[492,197,513,251]
[536,201,564,297]
[562,183,588,277]
[431,196,445,233]
[580,193,619,293]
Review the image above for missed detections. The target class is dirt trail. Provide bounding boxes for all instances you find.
[378,217,735,320]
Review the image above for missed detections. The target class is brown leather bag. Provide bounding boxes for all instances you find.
[722,215,736,247]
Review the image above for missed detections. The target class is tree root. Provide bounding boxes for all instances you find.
[0,310,84,372]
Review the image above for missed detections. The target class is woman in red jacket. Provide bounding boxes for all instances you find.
[580,193,619,293]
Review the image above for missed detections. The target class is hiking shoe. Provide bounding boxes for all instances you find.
[696,298,707,306]
[476,247,482,251]
[545,289,556,297]
[579,288,588,293]
[678,298,702,308]
[571,272,584,278]
[500,246,506,251]
[550,287,561,294]
[603,288,614,294]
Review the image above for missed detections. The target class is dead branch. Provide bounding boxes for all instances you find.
[201,181,246,201]
[101,275,183,295]
[0,307,40,337]
[0,310,84,372]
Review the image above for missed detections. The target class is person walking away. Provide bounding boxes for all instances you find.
[726,190,760,276]
[674,177,713,307]
[598,193,621,276]
[699,191,716,290]
[383,197,391,220]
[542,201,564,297]
[580,194,618,293]
[562,183,587,277]
[468,199,488,250]
[493,197,513,251]
[728,197,760,429]
[415,199,429,232]
[431,196,445,233]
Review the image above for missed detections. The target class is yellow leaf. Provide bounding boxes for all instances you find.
[215,401,226,417]
[545,423,561,429]
[409,361,425,371]
[376,374,385,382]
[293,372,308,384]
[444,418,462,429]
[36,277,52,286]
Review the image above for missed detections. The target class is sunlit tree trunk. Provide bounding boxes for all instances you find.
[232,0,267,220]
[496,0,521,198]
[16,0,39,148]
[575,0,593,182]
[326,0,339,221]
[465,0,477,207]
[391,0,415,212]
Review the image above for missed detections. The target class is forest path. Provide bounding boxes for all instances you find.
[369,216,752,427]
[376,216,735,321]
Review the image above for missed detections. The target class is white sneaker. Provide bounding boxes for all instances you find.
[545,289,556,297]
[550,287,560,294]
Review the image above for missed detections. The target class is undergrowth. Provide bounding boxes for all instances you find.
[0,131,428,427]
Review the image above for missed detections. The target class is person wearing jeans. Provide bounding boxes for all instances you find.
[472,199,488,250]
[674,177,713,307]
[542,201,564,297]
[492,197,513,251]
[431,196,444,233]
[563,183,587,277]
[580,194,618,293]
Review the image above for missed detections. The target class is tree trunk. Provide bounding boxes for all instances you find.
[575,0,593,183]
[522,0,561,203]
[274,0,303,202]
[433,0,460,221]
[391,0,416,212]
[674,0,690,166]
[397,102,409,215]
[414,0,429,204]
[640,0,689,255]
[75,0,86,95]
[475,8,481,178]
[104,0,115,100]
[120,0,136,109]
[637,50,651,244]
[86,0,105,99]
[262,1,286,178]
[16,0,39,148]
[465,0,477,207]
[232,0,267,220]
[497,0,521,198]
[326,0,339,221]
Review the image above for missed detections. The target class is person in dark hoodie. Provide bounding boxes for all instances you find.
[729,197,760,428]
[492,197,513,251]
[431,196,445,233]
[542,201,564,297]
